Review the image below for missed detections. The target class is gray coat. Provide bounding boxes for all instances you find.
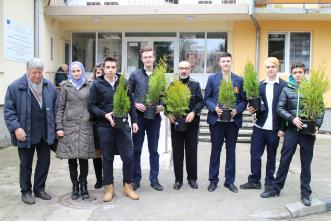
[55,80,95,159]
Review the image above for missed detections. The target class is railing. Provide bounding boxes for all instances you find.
[47,0,247,6]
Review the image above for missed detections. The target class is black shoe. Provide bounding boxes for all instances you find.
[22,193,35,205]
[34,191,52,200]
[94,179,103,189]
[301,195,312,206]
[132,182,140,191]
[188,180,198,189]
[224,183,238,193]
[71,183,80,200]
[150,182,163,191]
[80,181,89,200]
[240,181,261,190]
[208,182,217,192]
[260,189,280,198]
[173,181,183,190]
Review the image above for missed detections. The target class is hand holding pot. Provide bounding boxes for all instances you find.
[293,117,303,129]
[135,103,146,112]
[231,108,237,117]
[105,112,115,127]
[156,105,164,113]
[247,105,256,114]
[186,112,195,123]
[215,106,223,116]
[168,115,175,124]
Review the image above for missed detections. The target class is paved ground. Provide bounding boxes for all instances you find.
[0,119,331,221]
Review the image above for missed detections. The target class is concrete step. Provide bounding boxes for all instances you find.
[198,135,252,143]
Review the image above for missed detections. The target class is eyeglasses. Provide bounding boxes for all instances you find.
[179,67,190,70]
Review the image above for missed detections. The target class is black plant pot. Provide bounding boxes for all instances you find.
[144,106,156,120]
[300,119,316,135]
[219,108,232,122]
[114,115,127,129]
[248,97,261,112]
[175,118,187,132]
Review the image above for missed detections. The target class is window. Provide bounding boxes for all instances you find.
[206,32,227,73]
[268,32,311,73]
[72,33,96,72]
[179,32,205,73]
[97,32,122,71]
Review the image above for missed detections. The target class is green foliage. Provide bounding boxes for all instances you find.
[165,80,191,118]
[145,55,167,107]
[218,76,236,109]
[299,66,330,120]
[243,62,259,99]
[113,75,131,117]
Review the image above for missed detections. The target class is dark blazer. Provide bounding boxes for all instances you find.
[204,72,247,128]
[255,78,287,131]
[4,74,57,148]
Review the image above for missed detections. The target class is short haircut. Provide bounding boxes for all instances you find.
[291,62,305,72]
[103,57,117,67]
[92,62,104,79]
[27,58,44,71]
[219,52,232,59]
[140,46,154,56]
[179,61,191,68]
[264,57,280,67]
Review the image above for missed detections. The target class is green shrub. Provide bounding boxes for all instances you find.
[145,55,167,107]
[243,62,259,99]
[113,74,131,117]
[218,76,236,109]
[299,66,330,120]
[165,80,191,118]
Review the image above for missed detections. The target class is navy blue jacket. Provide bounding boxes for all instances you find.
[255,78,287,131]
[204,72,247,128]
[4,74,57,148]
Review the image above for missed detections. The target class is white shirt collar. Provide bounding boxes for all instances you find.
[263,75,280,84]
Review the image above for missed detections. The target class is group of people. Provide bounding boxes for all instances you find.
[4,48,324,207]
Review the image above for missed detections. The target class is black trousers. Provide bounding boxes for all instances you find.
[209,122,239,185]
[18,139,50,194]
[68,159,88,184]
[248,126,279,186]
[97,125,133,185]
[273,130,315,197]
[171,121,199,182]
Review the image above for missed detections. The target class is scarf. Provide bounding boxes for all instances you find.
[68,61,86,90]
[26,74,43,109]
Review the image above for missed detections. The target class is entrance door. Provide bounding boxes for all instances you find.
[124,37,177,77]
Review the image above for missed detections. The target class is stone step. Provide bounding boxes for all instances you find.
[198,135,252,143]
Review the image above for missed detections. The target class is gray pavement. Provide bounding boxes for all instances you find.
[0,124,331,220]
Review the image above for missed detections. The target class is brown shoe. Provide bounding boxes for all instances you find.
[123,183,139,200]
[103,184,114,202]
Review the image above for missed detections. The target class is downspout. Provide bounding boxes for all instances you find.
[34,0,39,57]
[249,0,260,77]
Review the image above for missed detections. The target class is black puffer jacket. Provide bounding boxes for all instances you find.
[276,79,324,129]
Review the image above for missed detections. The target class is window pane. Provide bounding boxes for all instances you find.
[125,32,176,37]
[290,32,311,71]
[72,33,96,72]
[207,32,227,73]
[154,41,174,73]
[268,33,286,72]
[127,41,148,73]
[179,32,205,73]
[98,33,122,72]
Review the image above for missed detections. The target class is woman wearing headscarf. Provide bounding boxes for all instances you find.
[55,61,95,200]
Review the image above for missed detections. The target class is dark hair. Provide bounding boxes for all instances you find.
[291,62,305,72]
[140,46,155,56]
[103,57,117,67]
[219,52,232,59]
[92,62,103,80]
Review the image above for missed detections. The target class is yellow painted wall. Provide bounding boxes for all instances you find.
[258,21,331,107]
[0,0,34,104]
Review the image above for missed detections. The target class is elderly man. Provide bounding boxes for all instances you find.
[4,58,57,205]
[168,61,204,190]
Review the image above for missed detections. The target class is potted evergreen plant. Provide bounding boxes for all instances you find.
[165,80,191,131]
[243,62,261,111]
[144,56,167,119]
[113,74,131,129]
[218,77,236,122]
[298,66,330,134]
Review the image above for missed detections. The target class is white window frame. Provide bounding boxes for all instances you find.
[268,31,312,74]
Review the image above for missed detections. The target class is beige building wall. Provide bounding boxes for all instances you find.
[0,0,34,104]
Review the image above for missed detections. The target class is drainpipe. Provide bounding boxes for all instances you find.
[34,0,39,57]
[249,0,260,77]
